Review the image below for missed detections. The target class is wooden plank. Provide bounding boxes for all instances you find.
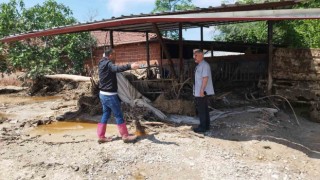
[146,32,150,78]
[179,23,183,81]
[267,21,273,94]
[152,23,177,79]
[109,30,114,48]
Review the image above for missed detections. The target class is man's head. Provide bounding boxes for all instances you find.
[193,49,204,64]
[103,48,116,61]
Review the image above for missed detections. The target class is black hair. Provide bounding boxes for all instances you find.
[103,48,114,57]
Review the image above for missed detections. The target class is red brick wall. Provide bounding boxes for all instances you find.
[85,42,161,68]
[115,42,161,66]
[84,42,184,77]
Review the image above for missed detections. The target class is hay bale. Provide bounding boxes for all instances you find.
[153,94,195,116]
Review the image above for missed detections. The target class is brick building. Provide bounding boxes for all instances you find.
[86,31,161,68]
[85,31,195,79]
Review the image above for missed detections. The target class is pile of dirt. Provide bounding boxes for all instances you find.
[29,76,92,97]
[1,81,320,179]
[0,86,27,94]
[122,103,161,122]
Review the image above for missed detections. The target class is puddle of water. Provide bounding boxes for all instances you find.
[31,121,119,135]
[0,95,61,104]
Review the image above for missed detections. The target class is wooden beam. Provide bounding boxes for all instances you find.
[146,32,150,68]
[267,21,273,94]
[109,30,114,48]
[200,26,204,50]
[160,46,163,78]
[152,23,177,79]
[179,23,183,81]
[146,32,151,78]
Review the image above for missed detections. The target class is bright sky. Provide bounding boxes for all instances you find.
[0,0,236,40]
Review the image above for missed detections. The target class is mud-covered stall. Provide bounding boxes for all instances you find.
[1,1,319,121]
[273,48,320,122]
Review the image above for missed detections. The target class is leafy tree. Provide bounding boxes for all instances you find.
[152,0,195,39]
[215,0,320,48]
[0,0,24,74]
[0,0,96,78]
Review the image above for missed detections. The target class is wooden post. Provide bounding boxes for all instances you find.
[160,46,163,78]
[179,23,183,81]
[152,23,177,79]
[200,26,204,50]
[146,32,150,78]
[109,30,114,48]
[267,21,273,94]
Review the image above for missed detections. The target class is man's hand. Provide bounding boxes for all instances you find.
[200,90,205,97]
[130,62,140,69]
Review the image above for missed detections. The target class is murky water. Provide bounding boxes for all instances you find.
[29,121,131,143]
[31,121,119,135]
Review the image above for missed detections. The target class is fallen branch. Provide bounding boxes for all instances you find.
[176,78,190,99]
[246,94,300,126]
[41,139,93,145]
[215,91,232,100]
[44,74,91,82]
[143,122,165,126]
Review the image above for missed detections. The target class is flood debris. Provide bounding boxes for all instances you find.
[167,107,278,125]
[0,86,27,94]
[1,70,320,180]
[273,48,320,123]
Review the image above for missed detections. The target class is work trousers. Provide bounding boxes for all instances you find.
[195,96,210,130]
[99,93,125,125]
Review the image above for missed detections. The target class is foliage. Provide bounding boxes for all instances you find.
[214,0,320,48]
[152,0,195,40]
[153,0,195,12]
[0,0,96,78]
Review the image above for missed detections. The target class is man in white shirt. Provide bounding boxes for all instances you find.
[193,49,214,133]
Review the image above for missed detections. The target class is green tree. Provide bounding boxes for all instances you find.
[0,0,96,78]
[152,0,195,39]
[0,0,24,74]
[215,0,320,48]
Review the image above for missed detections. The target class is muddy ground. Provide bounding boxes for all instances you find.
[0,84,320,180]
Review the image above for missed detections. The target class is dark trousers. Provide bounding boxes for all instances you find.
[195,96,210,130]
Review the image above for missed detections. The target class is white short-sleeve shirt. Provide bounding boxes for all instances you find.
[193,60,215,97]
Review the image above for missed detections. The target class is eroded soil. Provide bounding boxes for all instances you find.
[0,86,320,180]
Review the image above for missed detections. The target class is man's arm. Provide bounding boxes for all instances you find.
[200,76,208,97]
[109,62,139,72]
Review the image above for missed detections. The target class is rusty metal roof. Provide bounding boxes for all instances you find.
[1,0,318,43]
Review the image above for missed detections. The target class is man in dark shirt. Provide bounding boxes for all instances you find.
[97,48,140,143]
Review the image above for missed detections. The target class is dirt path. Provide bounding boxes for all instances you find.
[1,91,320,180]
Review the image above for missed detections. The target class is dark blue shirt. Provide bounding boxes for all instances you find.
[98,57,131,92]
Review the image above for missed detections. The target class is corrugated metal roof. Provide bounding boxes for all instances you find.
[1,0,317,43]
